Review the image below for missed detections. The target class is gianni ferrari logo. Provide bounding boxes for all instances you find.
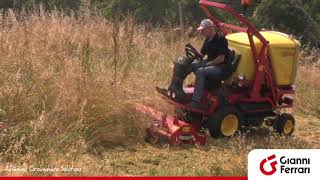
[249,150,318,180]
[260,154,278,176]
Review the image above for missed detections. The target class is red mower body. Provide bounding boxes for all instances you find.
[136,0,297,146]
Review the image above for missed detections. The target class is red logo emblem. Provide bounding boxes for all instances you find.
[260,154,278,176]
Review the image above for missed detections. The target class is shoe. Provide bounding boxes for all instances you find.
[188,101,206,110]
[156,86,168,96]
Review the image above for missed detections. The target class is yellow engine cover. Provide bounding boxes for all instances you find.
[226,31,301,86]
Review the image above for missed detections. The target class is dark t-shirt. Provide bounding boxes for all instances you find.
[200,33,229,63]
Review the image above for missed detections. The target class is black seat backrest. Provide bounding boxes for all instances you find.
[230,53,241,73]
[226,49,241,74]
[206,49,241,84]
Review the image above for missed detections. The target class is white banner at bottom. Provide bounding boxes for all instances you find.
[248,149,320,180]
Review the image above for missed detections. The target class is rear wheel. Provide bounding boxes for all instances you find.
[274,113,295,136]
[208,106,241,138]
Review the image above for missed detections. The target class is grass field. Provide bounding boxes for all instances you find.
[0,11,319,176]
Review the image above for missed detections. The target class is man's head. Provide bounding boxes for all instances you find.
[197,19,216,38]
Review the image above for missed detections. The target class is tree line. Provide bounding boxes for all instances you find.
[0,0,319,47]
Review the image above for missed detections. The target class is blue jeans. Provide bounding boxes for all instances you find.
[191,60,207,72]
[191,61,226,102]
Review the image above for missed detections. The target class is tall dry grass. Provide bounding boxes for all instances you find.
[294,47,320,116]
[0,9,201,172]
[0,9,319,176]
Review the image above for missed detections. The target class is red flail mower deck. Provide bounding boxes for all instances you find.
[136,103,207,146]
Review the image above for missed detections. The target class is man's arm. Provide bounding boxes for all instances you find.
[200,39,207,59]
[206,55,225,66]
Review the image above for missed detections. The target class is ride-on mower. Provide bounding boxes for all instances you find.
[136,0,301,146]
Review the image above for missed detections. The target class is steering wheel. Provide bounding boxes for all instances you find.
[185,44,203,61]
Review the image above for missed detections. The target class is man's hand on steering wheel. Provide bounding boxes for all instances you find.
[185,44,203,61]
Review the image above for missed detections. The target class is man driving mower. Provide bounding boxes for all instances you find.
[157,19,229,110]
[189,19,230,109]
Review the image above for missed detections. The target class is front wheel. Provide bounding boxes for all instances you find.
[274,113,295,136]
[208,106,241,138]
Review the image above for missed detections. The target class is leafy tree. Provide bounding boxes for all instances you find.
[0,0,81,11]
[0,0,13,9]
[93,0,174,24]
[0,0,319,47]
[253,0,320,47]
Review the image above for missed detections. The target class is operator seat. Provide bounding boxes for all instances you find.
[225,49,241,77]
[205,49,241,90]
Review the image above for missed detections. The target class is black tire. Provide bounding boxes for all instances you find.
[208,106,241,138]
[274,113,295,136]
